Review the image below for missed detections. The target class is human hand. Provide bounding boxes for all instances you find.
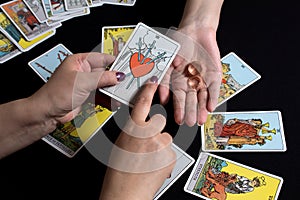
[30,52,125,125]
[158,0,224,127]
[159,27,222,126]
[99,77,176,200]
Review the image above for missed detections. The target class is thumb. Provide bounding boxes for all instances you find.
[76,70,125,93]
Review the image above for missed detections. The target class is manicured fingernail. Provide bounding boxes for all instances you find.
[116,72,125,82]
[150,76,158,83]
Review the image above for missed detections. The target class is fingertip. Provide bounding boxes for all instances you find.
[150,75,158,84]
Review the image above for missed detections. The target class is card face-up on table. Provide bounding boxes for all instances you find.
[154,143,195,200]
[0,30,21,63]
[100,22,180,107]
[217,52,261,107]
[28,44,115,157]
[201,111,286,152]
[184,152,283,200]
[101,25,135,56]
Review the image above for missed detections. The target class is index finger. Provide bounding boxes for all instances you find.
[130,76,158,124]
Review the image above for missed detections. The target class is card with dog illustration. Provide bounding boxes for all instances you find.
[184,152,283,200]
[201,111,286,152]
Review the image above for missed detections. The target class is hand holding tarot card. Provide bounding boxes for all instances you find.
[28,44,116,157]
[100,22,180,107]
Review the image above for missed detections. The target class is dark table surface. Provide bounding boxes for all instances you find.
[0,0,298,199]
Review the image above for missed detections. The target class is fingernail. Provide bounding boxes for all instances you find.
[167,173,172,178]
[150,76,158,83]
[116,72,125,82]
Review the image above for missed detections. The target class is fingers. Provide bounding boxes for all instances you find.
[158,67,173,105]
[184,89,198,127]
[81,52,115,71]
[130,77,159,123]
[76,70,124,93]
[172,89,186,125]
[197,89,209,125]
[206,72,222,112]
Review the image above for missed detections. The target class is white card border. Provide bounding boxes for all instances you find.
[101,24,136,54]
[201,110,287,152]
[100,22,181,107]
[154,143,195,200]
[184,152,284,200]
[216,52,261,108]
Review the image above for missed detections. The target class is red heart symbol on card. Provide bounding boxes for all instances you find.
[129,52,155,78]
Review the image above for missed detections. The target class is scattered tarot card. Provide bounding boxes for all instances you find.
[154,143,195,200]
[184,152,283,200]
[28,43,72,81]
[64,0,89,11]
[0,30,22,63]
[23,0,48,23]
[1,0,59,41]
[28,44,116,157]
[201,110,286,152]
[0,11,56,52]
[100,22,181,107]
[101,25,135,56]
[100,0,136,6]
[217,52,261,107]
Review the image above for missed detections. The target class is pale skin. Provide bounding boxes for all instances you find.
[0,52,119,159]
[0,0,225,198]
[100,81,176,200]
[0,52,175,200]
[159,0,224,127]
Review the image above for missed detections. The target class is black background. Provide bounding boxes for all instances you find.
[0,0,299,199]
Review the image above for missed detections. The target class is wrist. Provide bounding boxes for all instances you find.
[179,0,224,31]
[0,97,58,158]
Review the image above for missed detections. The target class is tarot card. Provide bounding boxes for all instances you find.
[0,11,56,52]
[42,0,89,22]
[89,0,103,7]
[101,25,135,56]
[1,0,58,41]
[64,0,89,11]
[100,22,180,107]
[217,52,261,107]
[28,43,72,81]
[43,103,116,157]
[49,0,68,16]
[201,111,286,152]
[28,44,116,157]
[184,152,283,200]
[100,0,136,6]
[0,30,21,63]
[154,143,195,200]
[23,0,48,23]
